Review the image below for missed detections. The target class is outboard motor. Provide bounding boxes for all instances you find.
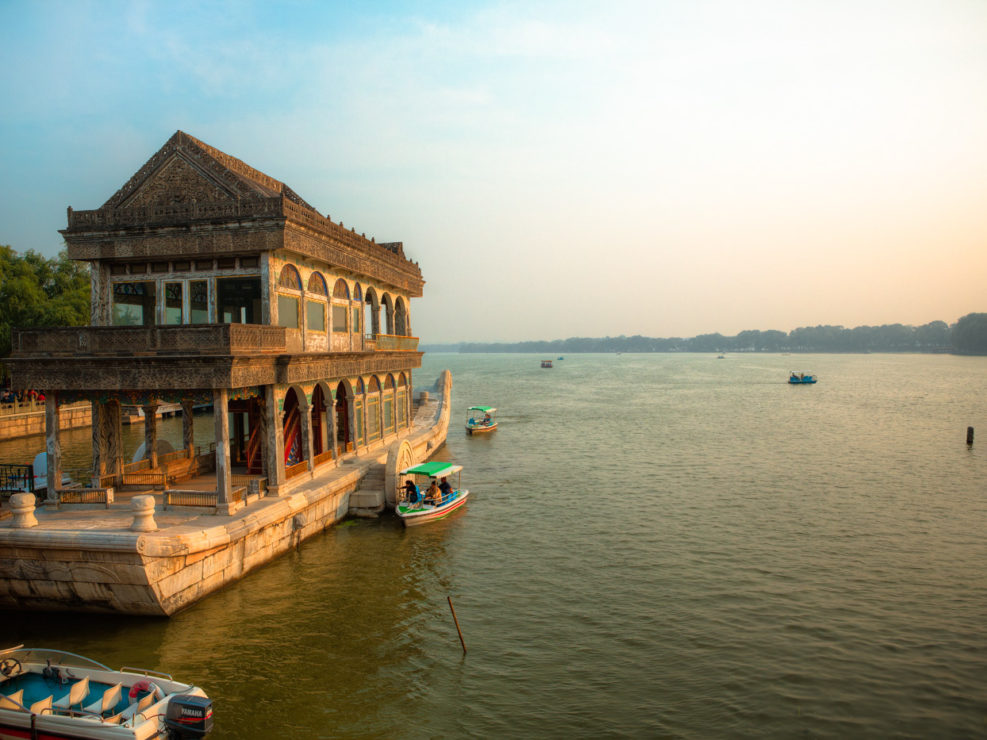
[164,695,213,738]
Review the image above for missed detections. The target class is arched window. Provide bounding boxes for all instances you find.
[332,279,349,332]
[364,287,380,337]
[279,265,302,290]
[396,372,409,428]
[394,297,408,336]
[277,264,302,328]
[306,272,327,332]
[383,374,396,434]
[366,375,381,442]
[307,272,327,296]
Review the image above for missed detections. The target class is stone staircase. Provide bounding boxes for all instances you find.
[348,462,386,517]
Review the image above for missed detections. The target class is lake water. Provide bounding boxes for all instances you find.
[2,353,986,738]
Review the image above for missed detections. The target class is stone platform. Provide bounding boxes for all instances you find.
[0,372,451,616]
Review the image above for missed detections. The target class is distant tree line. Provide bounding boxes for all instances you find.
[1,246,90,380]
[432,314,987,355]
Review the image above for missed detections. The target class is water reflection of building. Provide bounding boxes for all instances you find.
[8,131,425,510]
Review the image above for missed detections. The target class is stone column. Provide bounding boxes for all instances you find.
[329,390,339,463]
[108,400,124,481]
[263,385,285,496]
[45,396,61,503]
[91,401,109,486]
[301,397,314,473]
[143,402,159,468]
[213,389,232,509]
[181,399,195,457]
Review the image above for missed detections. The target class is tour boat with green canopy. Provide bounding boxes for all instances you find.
[465,406,497,435]
[396,462,469,526]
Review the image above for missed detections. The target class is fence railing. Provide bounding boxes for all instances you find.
[164,486,246,508]
[231,475,267,496]
[121,471,168,490]
[0,399,90,417]
[312,450,333,467]
[285,461,309,480]
[55,487,114,507]
[0,464,33,493]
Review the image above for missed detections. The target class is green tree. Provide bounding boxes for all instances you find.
[951,313,987,355]
[0,245,90,377]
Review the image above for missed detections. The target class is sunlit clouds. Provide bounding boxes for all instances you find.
[1,0,984,341]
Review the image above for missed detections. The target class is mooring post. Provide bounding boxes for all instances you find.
[967,426,974,445]
[448,596,467,654]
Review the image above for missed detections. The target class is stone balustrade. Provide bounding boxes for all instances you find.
[12,324,287,357]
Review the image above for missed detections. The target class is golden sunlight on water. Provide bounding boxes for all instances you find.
[2,353,985,737]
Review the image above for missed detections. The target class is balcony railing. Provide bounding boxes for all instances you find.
[12,324,287,357]
[374,334,419,352]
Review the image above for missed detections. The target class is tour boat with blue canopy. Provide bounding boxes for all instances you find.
[0,645,212,739]
[396,462,468,526]
[465,406,497,435]
[789,372,818,384]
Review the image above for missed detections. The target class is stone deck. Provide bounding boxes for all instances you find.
[0,372,451,615]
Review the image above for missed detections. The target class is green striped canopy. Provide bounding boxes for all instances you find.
[467,406,496,413]
[400,462,462,478]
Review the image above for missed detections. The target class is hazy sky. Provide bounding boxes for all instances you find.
[1,0,985,342]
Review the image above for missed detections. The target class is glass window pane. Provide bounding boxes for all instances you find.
[306,300,325,331]
[217,277,261,324]
[367,397,380,440]
[332,304,347,332]
[165,282,183,324]
[278,296,299,328]
[384,397,393,432]
[190,280,209,323]
[112,282,156,326]
[351,306,360,333]
[354,400,364,445]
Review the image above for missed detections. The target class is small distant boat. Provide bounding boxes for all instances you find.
[396,462,469,526]
[466,406,497,435]
[789,372,817,384]
[541,360,553,368]
[0,645,212,739]
[717,354,725,359]
[557,356,564,360]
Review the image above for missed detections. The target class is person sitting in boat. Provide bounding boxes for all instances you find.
[403,479,420,504]
[425,480,441,505]
[439,477,453,498]
[483,413,491,425]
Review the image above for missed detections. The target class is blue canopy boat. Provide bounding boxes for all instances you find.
[789,372,818,384]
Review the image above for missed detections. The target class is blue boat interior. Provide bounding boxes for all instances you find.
[1,672,147,716]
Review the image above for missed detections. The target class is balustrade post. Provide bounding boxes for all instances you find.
[130,495,157,532]
[9,493,39,528]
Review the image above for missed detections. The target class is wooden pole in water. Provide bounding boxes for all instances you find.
[448,596,467,654]
[967,426,974,445]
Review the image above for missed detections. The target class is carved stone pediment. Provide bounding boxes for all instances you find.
[120,153,236,208]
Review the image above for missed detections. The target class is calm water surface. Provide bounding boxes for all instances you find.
[3,353,986,738]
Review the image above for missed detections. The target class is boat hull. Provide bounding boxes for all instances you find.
[466,422,497,434]
[395,490,469,526]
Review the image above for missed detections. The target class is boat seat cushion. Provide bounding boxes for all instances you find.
[29,695,52,715]
[0,689,24,711]
[54,676,90,709]
[84,682,122,715]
